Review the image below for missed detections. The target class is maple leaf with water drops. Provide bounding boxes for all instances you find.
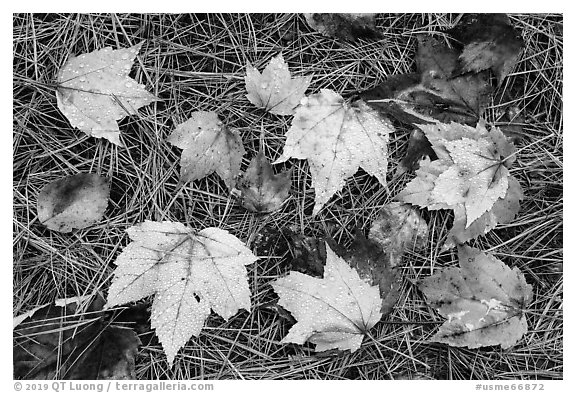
[275,89,393,215]
[56,42,159,147]
[105,221,257,366]
[418,245,532,349]
[397,122,522,245]
[167,111,246,189]
[245,54,311,115]
[272,243,382,352]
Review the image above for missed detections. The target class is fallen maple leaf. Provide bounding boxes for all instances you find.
[168,111,246,189]
[274,89,393,215]
[419,245,532,349]
[105,221,257,366]
[245,54,311,115]
[37,173,110,233]
[272,243,382,352]
[13,294,141,380]
[449,14,524,85]
[236,151,292,213]
[304,13,383,42]
[397,122,522,238]
[56,42,158,146]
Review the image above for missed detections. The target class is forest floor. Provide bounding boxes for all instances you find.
[13,14,562,379]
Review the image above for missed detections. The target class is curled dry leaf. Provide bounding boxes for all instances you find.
[105,221,257,366]
[275,89,393,215]
[397,122,522,244]
[237,151,292,213]
[245,54,311,115]
[419,245,532,349]
[56,42,158,146]
[37,173,110,233]
[304,13,382,42]
[168,111,246,189]
[272,243,382,353]
[368,202,429,268]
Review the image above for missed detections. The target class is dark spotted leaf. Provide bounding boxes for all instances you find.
[237,151,291,213]
[37,173,110,233]
[418,245,532,349]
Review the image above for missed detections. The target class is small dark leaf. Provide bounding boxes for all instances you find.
[237,151,292,213]
[416,35,459,80]
[304,13,382,42]
[449,13,524,85]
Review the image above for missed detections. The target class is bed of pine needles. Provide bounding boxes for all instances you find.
[12,13,562,380]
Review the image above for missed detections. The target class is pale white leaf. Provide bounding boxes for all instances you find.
[56,42,158,146]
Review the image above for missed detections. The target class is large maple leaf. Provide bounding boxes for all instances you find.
[419,245,532,349]
[397,122,522,245]
[168,111,246,189]
[105,221,257,366]
[56,42,158,146]
[245,54,311,115]
[275,89,393,215]
[272,243,382,352]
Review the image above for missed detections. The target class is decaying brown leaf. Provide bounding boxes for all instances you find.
[237,151,292,213]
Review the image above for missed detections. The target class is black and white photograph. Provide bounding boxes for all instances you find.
[12,12,563,385]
